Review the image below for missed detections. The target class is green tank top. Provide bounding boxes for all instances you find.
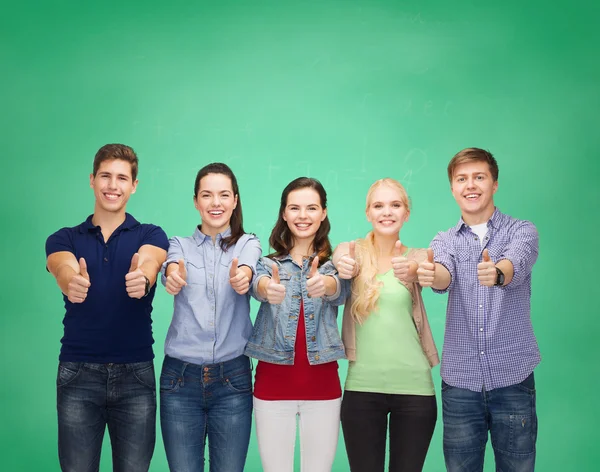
[345,270,434,395]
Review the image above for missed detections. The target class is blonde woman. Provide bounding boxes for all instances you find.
[333,178,439,472]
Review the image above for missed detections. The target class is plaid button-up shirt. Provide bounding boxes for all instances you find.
[431,208,540,392]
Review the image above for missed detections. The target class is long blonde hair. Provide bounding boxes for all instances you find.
[350,178,411,323]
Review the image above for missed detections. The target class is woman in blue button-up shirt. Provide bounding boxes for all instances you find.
[245,177,346,472]
[159,163,261,472]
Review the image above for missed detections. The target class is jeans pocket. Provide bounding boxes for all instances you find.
[160,369,182,394]
[223,369,252,393]
[57,362,82,388]
[441,380,454,392]
[133,362,156,391]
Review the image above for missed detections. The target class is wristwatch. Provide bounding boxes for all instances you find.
[143,276,150,297]
[494,267,505,286]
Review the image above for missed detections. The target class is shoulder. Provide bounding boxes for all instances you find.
[498,213,538,236]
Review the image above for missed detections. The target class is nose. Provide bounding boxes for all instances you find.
[108,176,118,189]
[211,195,221,206]
[298,208,308,218]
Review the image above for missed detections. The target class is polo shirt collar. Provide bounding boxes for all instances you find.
[79,213,139,233]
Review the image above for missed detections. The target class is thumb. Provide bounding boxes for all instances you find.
[178,259,187,280]
[230,257,239,278]
[79,257,89,280]
[129,253,139,272]
[427,248,434,264]
[271,264,280,284]
[394,240,402,257]
[308,256,319,277]
[483,249,491,263]
[349,240,356,260]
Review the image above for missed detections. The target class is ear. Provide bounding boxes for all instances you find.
[492,180,498,195]
[233,194,238,209]
[321,208,327,221]
[193,195,199,210]
[89,173,95,189]
[131,179,138,194]
[404,210,410,222]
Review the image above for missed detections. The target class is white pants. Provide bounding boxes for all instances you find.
[253,396,342,472]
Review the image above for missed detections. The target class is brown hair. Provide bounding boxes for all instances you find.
[447,147,499,183]
[268,177,332,266]
[194,163,245,251]
[93,144,139,181]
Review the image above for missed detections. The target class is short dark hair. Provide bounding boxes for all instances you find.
[268,177,332,265]
[93,144,139,181]
[194,163,245,251]
[447,147,499,182]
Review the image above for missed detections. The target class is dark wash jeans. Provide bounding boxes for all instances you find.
[442,373,538,472]
[160,354,253,472]
[341,390,437,472]
[56,361,156,472]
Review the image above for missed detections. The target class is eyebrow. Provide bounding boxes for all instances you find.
[98,172,131,179]
[199,189,232,194]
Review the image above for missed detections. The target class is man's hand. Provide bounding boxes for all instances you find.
[125,253,147,299]
[477,249,496,287]
[417,248,436,287]
[166,259,187,295]
[229,258,250,295]
[67,258,91,303]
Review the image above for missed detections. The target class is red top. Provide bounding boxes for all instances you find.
[253,301,341,400]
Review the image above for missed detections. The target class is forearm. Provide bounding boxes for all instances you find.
[54,264,77,295]
[496,259,514,286]
[257,276,270,299]
[432,263,452,290]
[324,275,338,296]
[140,259,162,286]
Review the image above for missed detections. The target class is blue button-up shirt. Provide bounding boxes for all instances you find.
[161,227,261,365]
[430,208,540,392]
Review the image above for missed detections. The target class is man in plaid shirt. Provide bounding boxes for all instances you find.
[418,148,540,472]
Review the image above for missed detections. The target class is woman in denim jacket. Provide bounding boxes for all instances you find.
[333,178,439,472]
[159,163,261,472]
[245,177,346,472]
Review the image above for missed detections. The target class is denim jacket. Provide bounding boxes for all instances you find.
[245,255,347,365]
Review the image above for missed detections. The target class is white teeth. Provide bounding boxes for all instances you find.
[466,194,478,199]
[296,224,310,228]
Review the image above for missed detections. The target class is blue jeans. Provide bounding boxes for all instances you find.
[56,361,156,472]
[160,354,253,472]
[442,373,537,472]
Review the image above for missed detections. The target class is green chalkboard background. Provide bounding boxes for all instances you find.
[1,0,598,470]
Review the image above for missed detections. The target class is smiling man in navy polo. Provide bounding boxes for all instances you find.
[45,144,168,472]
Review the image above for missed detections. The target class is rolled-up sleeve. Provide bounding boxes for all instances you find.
[320,261,345,305]
[250,257,272,302]
[161,237,184,286]
[430,232,456,294]
[237,235,262,278]
[500,220,539,288]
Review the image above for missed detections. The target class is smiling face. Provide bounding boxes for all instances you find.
[451,161,498,225]
[283,187,327,246]
[366,183,410,236]
[89,159,137,216]
[194,173,238,237]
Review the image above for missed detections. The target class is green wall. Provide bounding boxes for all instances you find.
[2,0,598,470]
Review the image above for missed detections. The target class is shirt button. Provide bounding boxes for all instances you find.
[204,367,209,372]
[104,257,108,262]
[479,305,482,308]
[480,328,483,332]
[474,237,478,241]
[481,351,485,355]
[311,336,316,342]
[309,314,314,320]
[315,355,320,361]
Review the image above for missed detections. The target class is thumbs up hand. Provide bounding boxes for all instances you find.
[166,259,187,295]
[417,248,436,287]
[391,240,413,283]
[67,257,91,303]
[266,264,286,304]
[306,256,326,298]
[229,257,250,295]
[477,249,496,287]
[337,241,358,279]
[125,252,147,299]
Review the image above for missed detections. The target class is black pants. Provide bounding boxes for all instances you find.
[341,390,437,472]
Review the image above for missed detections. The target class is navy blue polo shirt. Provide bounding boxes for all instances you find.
[45,213,169,363]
